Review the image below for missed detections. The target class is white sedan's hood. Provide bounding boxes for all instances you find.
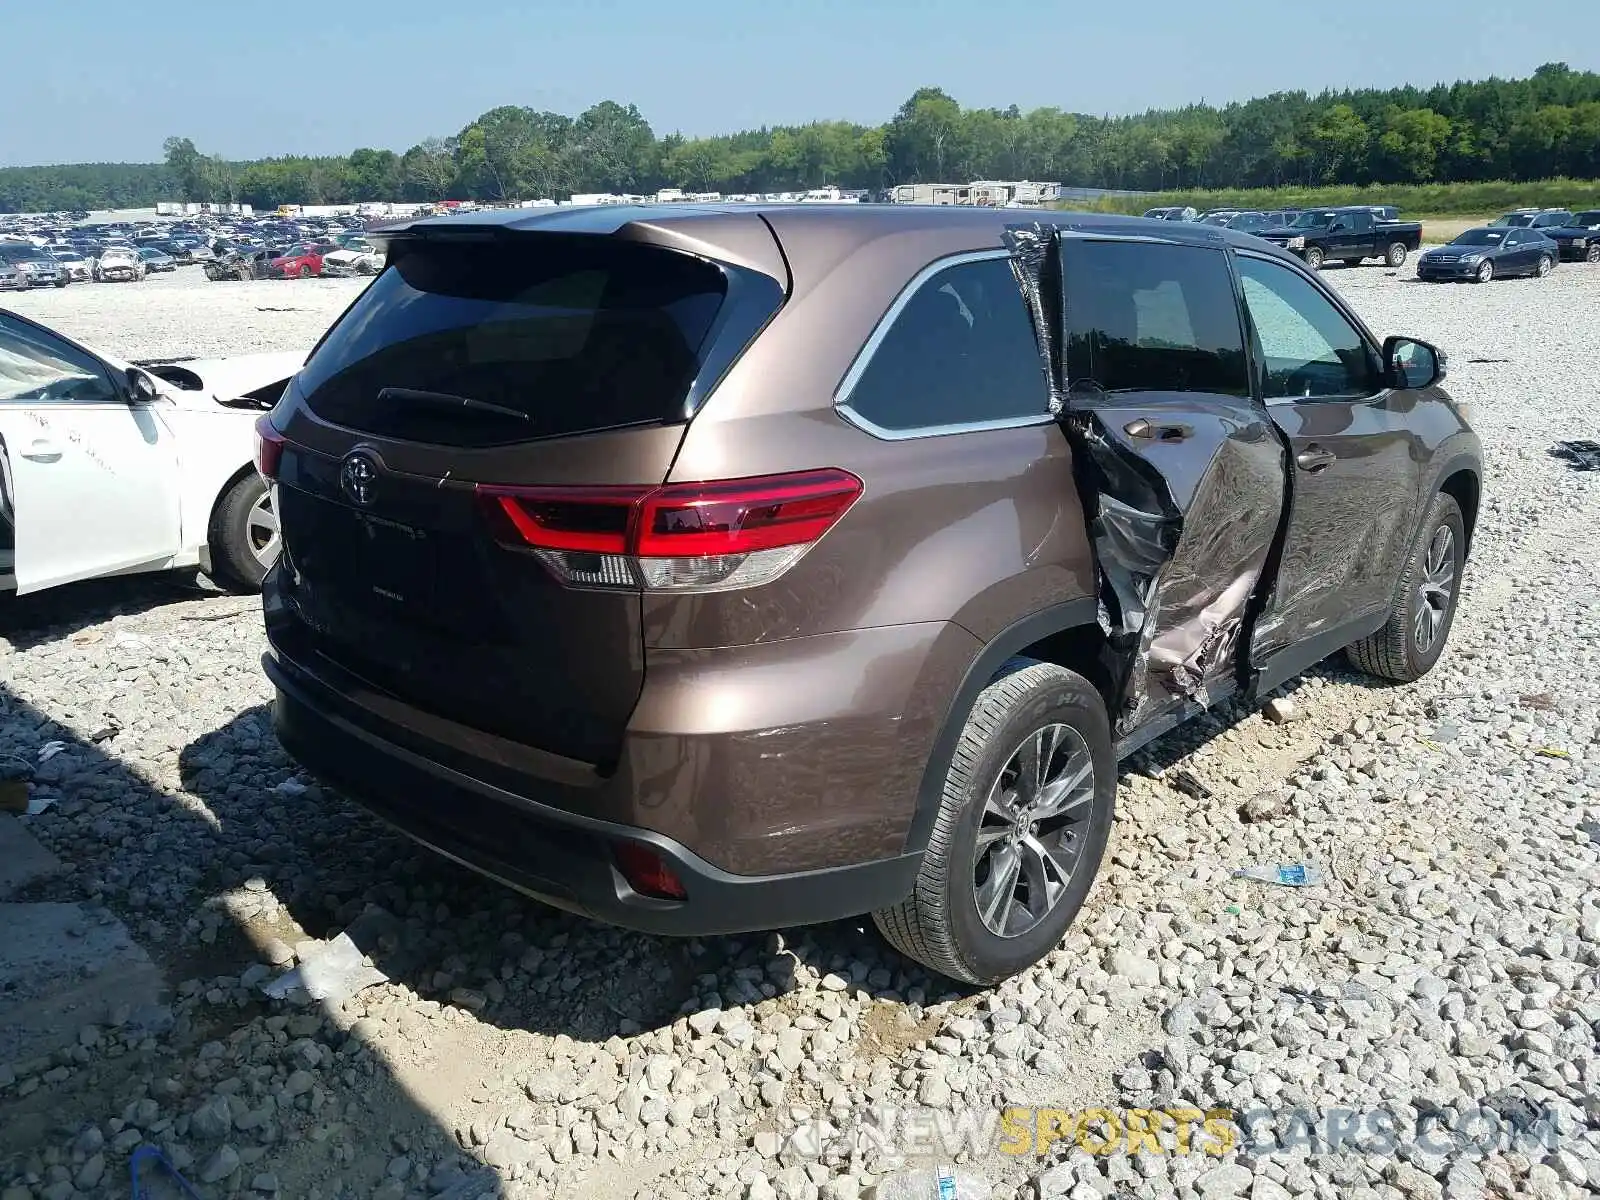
[136,351,307,409]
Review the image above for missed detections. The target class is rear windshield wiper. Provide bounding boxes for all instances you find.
[377,386,531,422]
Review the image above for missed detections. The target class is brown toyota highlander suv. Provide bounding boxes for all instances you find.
[255,204,1481,984]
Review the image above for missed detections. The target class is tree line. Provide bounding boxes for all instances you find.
[2,63,1598,214]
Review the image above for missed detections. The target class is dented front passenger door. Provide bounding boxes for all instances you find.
[1004,226,1289,742]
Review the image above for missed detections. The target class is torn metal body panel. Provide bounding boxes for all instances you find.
[1003,222,1289,736]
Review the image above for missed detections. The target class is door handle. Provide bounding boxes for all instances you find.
[21,438,63,463]
[1295,446,1337,472]
[1124,419,1192,442]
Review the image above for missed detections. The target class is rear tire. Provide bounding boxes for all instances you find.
[1536,254,1553,278]
[207,473,279,593]
[873,662,1115,985]
[1346,492,1465,683]
[1385,242,1409,267]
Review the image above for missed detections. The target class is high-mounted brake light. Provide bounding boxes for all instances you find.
[253,415,285,482]
[478,469,863,593]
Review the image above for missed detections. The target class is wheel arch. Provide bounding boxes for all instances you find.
[903,598,1106,854]
[204,461,262,547]
[1434,458,1481,552]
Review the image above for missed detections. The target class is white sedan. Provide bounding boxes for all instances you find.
[0,307,301,597]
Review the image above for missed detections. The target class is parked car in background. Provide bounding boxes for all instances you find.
[320,238,383,277]
[95,246,147,282]
[1489,208,1574,230]
[1534,211,1600,262]
[1256,207,1424,269]
[0,242,70,288]
[205,248,276,282]
[1416,226,1559,282]
[267,243,329,279]
[0,262,23,292]
[0,308,302,596]
[256,205,1481,984]
[1142,206,1198,222]
[46,248,94,282]
[138,247,177,273]
[1222,211,1277,233]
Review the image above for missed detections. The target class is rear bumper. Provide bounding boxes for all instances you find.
[262,630,935,936]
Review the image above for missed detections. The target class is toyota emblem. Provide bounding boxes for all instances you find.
[340,450,379,507]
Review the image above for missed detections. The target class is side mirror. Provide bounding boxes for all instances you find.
[1384,336,1445,390]
[126,368,161,404]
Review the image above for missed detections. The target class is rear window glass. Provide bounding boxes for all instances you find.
[841,255,1050,433]
[295,237,729,445]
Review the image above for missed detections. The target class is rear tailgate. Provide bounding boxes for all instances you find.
[268,220,785,767]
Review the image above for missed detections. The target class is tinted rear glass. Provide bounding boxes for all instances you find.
[295,236,729,446]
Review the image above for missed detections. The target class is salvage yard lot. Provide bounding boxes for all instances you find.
[2,264,1598,1200]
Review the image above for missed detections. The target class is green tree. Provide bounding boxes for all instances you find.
[1306,103,1370,182]
[163,136,204,200]
[886,87,965,180]
[400,138,457,200]
[1376,107,1452,181]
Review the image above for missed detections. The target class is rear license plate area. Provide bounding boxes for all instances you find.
[283,488,439,615]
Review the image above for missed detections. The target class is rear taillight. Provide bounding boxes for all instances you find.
[253,415,285,481]
[479,469,863,593]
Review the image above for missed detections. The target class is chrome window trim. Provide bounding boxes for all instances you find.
[833,248,1055,442]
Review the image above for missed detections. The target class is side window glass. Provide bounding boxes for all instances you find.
[841,256,1050,432]
[1062,240,1248,397]
[1236,256,1377,400]
[0,314,119,406]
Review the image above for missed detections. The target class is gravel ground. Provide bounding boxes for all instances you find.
[1,268,365,361]
[2,262,1598,1200]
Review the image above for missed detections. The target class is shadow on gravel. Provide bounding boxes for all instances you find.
[0,573,223,652]
[0,680,509,1199]
[176,705,970,1047]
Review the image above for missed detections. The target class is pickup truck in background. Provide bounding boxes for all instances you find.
[1256,207,1425,269]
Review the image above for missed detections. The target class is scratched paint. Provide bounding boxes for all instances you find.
[24,409,116,476]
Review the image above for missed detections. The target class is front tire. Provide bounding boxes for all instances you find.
[873,662,1115,985]
[1385,242,1409,267]
[1304,246,1325,270]
[1347,492,1465,683]
[207,473,279,593]
[1587,244,1600,264]
[1475,260,1494,283]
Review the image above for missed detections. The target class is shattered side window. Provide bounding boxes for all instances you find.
[1062,240,1249,398]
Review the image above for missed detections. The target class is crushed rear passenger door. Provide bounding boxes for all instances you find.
[1003,224,1290,746]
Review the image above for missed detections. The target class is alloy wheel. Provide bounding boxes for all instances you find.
[1537,255,1553,277]
[1476,260,1493,282]
[1587,245,1600,264]
[1412,525,1456,654]
[972,724,1095,938]
[246,491,281,566]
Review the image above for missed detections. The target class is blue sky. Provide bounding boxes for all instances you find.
[2,0,1594,166]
